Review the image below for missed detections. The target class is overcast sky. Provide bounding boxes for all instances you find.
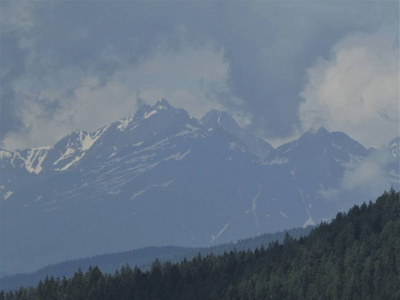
[1,1,398,150]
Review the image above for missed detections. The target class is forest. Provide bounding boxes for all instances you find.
[0,226,311,291]
[1,189,399,299]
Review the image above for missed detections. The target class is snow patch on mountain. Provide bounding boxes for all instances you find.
[211,222,230,243]
[0,147,50,174]
[51,129,107,171]
[53,146,75,166]
[3,191,13,200]
[175,124,204,138]
[125,150,191,177]
[167,150,191,161]
[24,147,49,174]
[0,149,11,158]
[264,157,288,165]
[132,142,144,147]
[297,188,306,203]
[280,211,288,219]
[117,118,132,131]
[303,211,315,227]
[180,223,196,242]
[81,129,104,150]
[200,109,273,158]
[144,110,158,119]
[57,154,85,172]
[246,182,262,228]
[130,180,174,200]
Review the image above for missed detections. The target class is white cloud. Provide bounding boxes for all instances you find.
[4,2,397,150]
[341,149,395,194]
[1,46,231,150]
[122,46,229,118]
[317,148,398,205]
[0,1,36,34]
[266,129,302,149]
[299,30,399,148]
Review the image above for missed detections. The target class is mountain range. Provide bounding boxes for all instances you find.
[1,99,399,275]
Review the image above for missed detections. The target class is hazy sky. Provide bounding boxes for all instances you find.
[1,1,398,150]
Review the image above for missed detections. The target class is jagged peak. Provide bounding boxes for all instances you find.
[134,98,182,120]
[316,126,329,135]
[279,127,368,157]
[200,109,273,158]
[200,109,236,129]
[154,98,173,109]
[134,103,152,118]
[299,127,330,140]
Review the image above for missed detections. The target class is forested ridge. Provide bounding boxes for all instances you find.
[0,227,311,291]
[1,189,399,299]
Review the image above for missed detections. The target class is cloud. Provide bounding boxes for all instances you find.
[1,46,229,150]
[122,46,229,118]
[318,148,399,206]
[299,30,399,148]
[341,149,396,194]
[1,1,398,149]
[0,1,35,34]
[201,1,399,140]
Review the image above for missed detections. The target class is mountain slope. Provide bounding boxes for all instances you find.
[1,100,270,274]
[3,190,399,299]
[200,109,274,158]
[1,100,398,276]
[263,127,369,189]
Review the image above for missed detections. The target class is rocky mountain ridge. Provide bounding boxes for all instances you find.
[1,99,398,275]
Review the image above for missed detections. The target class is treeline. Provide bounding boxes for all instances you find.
[2,189,399,299]
[0,227,311,291]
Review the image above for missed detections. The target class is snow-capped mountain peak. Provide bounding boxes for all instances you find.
[0,146,50,174]
[1,100,399,276]
[200,109,236,130]
[264,127,368,167]
[200,109,274,158]
[155,98,173,109]
[298,126,331,142]
[43,129,106,172]
[0,100,196,177]
[316,126,329,136]
[134,98,186,121]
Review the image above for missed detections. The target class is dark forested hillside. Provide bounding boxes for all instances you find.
[0,227,311,291]
[2,190,399,300]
